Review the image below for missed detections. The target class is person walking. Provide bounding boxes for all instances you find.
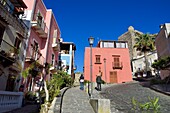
[96,73,102,91]
[79,74,84,90]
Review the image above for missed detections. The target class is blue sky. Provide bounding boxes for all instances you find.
[43,0,170,72]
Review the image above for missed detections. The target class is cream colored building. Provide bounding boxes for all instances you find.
[118,26,158,77]
[132,51,158,76]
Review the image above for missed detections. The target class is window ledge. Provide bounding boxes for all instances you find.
[95,62,102,64]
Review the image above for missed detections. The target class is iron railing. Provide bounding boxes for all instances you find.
[32,13,48,34]
[112,62,123,69]
[0,39,23,60]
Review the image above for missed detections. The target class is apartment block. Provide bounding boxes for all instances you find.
[23,0,61,91]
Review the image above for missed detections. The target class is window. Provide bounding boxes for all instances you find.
[103,42,114,48]
[14,37,21,49]
[112,55,123,69]
[0,25,5,44]
[31,41,39,60]
[51,54,55,66]
[95,55,101,63]
[115,42,127,48]
[116,42,121,48]
[53,30,58,43]
[114,57,120,67]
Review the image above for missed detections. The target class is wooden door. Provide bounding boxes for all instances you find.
[110,71,117,83]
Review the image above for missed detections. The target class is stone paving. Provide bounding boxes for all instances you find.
[100,82,170,113]
[4,82,170,113]
[61,87,95,113]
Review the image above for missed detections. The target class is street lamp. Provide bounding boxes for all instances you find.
[103,58,107,83]
[88,36,94,98]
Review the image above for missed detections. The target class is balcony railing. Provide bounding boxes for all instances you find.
[0,91,23,113]
[31,14,48,38]
[25,49,45,67]
[112,62,123,69]
[0,39,20,66]
[0,0,28,36]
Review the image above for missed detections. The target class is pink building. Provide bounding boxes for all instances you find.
[23,0,60,91]
[84,40,132,83]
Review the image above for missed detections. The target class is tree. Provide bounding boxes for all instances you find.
[40,70,73,112]
[152,56,170,71]
[134,33,156,74]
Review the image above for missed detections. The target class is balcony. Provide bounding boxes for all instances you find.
[0,39,19,67]
[25,51,45,68]
[0,0,28,37]
[31,14,48,38]
[9,62,22,73]
[26,56,45,67]
[49,65,57,73]
[73,65,77,70]
[52,43,59,51]
[112,62,123,69]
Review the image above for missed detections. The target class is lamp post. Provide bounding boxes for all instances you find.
[88,36,94,98]
[103,58,107,83]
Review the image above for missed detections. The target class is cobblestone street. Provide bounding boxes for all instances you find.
[100,82,170,113]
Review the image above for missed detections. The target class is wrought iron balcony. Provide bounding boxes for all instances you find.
[25,49,45,67]
[31,14,48,38]
[112,62,123,69]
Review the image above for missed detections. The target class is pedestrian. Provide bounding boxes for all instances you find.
[96,73,102,91]
[79,74,84,90]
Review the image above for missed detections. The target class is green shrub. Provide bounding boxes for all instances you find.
[25,91,36,101]
[132,97,161,113]
[47,71,73,103]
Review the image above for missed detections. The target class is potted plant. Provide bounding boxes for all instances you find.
[8,48,19,57]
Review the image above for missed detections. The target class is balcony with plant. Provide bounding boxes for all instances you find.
[0,39,20,67]
[31,13,48,38]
